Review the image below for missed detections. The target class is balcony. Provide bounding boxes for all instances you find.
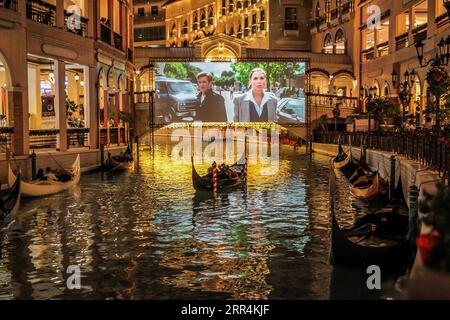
[134,13,165,24]
[376,41,389,57]
[26,0,56,27]
[435,12,450,30]
[114,32,123,51]
[64,11,88,37]
[0,0,18,11]
[100,22,112,45]
[361,47,375,62]
[396,32,409,51]
[412,23,427,44]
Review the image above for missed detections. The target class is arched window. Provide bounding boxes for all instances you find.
[335,29,346,54]
[315,2,320,18]
[383,84,390,97]
[208,5,214,25]
[323,33,333,54]
[193,12,198,30]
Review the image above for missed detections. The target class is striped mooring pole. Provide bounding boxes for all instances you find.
[212,163,218,193]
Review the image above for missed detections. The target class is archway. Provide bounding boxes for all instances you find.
[205,45,237,61]
[310,71,329,94]
[331,73,356,97]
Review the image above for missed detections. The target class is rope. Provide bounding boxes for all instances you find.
[47,152,67,172]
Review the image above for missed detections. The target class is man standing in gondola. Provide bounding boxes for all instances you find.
[195,72,228,122]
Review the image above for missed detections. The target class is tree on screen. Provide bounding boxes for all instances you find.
[163,63,201,83]
[231,62,304,90]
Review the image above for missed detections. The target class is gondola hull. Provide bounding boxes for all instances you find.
[8,155,80,198]
[330,207,410,269]
[191,156,246,192]
[103,147,133,171]
[1,172,21,218]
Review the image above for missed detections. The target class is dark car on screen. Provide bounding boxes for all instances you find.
[155,77,197,124]
[277,97,305,123]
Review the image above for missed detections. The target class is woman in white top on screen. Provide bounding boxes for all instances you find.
[233,68,278,122]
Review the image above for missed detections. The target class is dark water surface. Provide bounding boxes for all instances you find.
[0,139,403,299]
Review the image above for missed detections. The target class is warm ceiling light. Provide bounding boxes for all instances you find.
[74,73,80,81]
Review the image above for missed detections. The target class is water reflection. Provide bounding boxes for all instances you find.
[0,139,397,299]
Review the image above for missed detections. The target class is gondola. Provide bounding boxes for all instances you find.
[191,154,246,192]
[104,146,133,171]
[1,172,21,218]
[329,170,410,269]
[333,143,352,171]
[8,155,80,198]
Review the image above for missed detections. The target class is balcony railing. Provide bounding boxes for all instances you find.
[64,11,88,37]
[0,0,18,11]
[342,0,354,15]
[114,32,123,50]
[331,8,339,21]
[361,47,375,62]
[396,32,409,50]
[435,12,450,29]
[26,0,56,27]
[284,20,299,30]
[134,13,165,24]
[377,41,389,57]
[309,93,358,109]
[67,127,89,149]
[413,23,427,43]
[100,22,112,45]
[29,129,59,150]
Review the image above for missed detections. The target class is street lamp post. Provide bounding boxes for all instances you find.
[414,32,450,128]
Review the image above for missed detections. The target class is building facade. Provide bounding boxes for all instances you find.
[133,0,166,47]
[0,0,135,158]
[310,0,450,124]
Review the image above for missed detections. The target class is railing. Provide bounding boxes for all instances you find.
[314,130,450,184]
[26,0,56,27]
[114,32,123,51]
[377,41,389,57]
[435,12,449,29]
[67,127,89,149]
[396,32,409,50]
[309,93,358,108]
[0,127,14,154]
[120,127,126,145]
[134,13,165,24]
[284,20,299,30]
[361,47,375,62]
[100,22,112,45]
[64,11,88,37]
[29,129,59,149]
[0,0,18,11]
[412,23,427,43]
[331,8,339,21]
[342,1,354,15]
[109,127,119,145]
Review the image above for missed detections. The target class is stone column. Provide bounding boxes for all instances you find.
[86,66,98,149]
[56,0,65,29]
[8,88,29,156]
[55,60,67,152]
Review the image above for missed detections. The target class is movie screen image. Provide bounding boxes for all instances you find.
[151,61,306,125]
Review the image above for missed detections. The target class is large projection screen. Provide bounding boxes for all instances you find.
[153,61,306,125]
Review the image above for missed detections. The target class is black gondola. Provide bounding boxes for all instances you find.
[329,170,410,270]
[0,172,21,219]
[191,154,246,192]
[104,146,133,171]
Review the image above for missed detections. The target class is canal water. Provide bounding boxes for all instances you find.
[0,137,404,300]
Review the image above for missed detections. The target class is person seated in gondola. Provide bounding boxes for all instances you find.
[43,167,58,182]
[218,163,229,179]
[35,168,44,181]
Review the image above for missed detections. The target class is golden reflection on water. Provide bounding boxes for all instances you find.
[1,137,338,299]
